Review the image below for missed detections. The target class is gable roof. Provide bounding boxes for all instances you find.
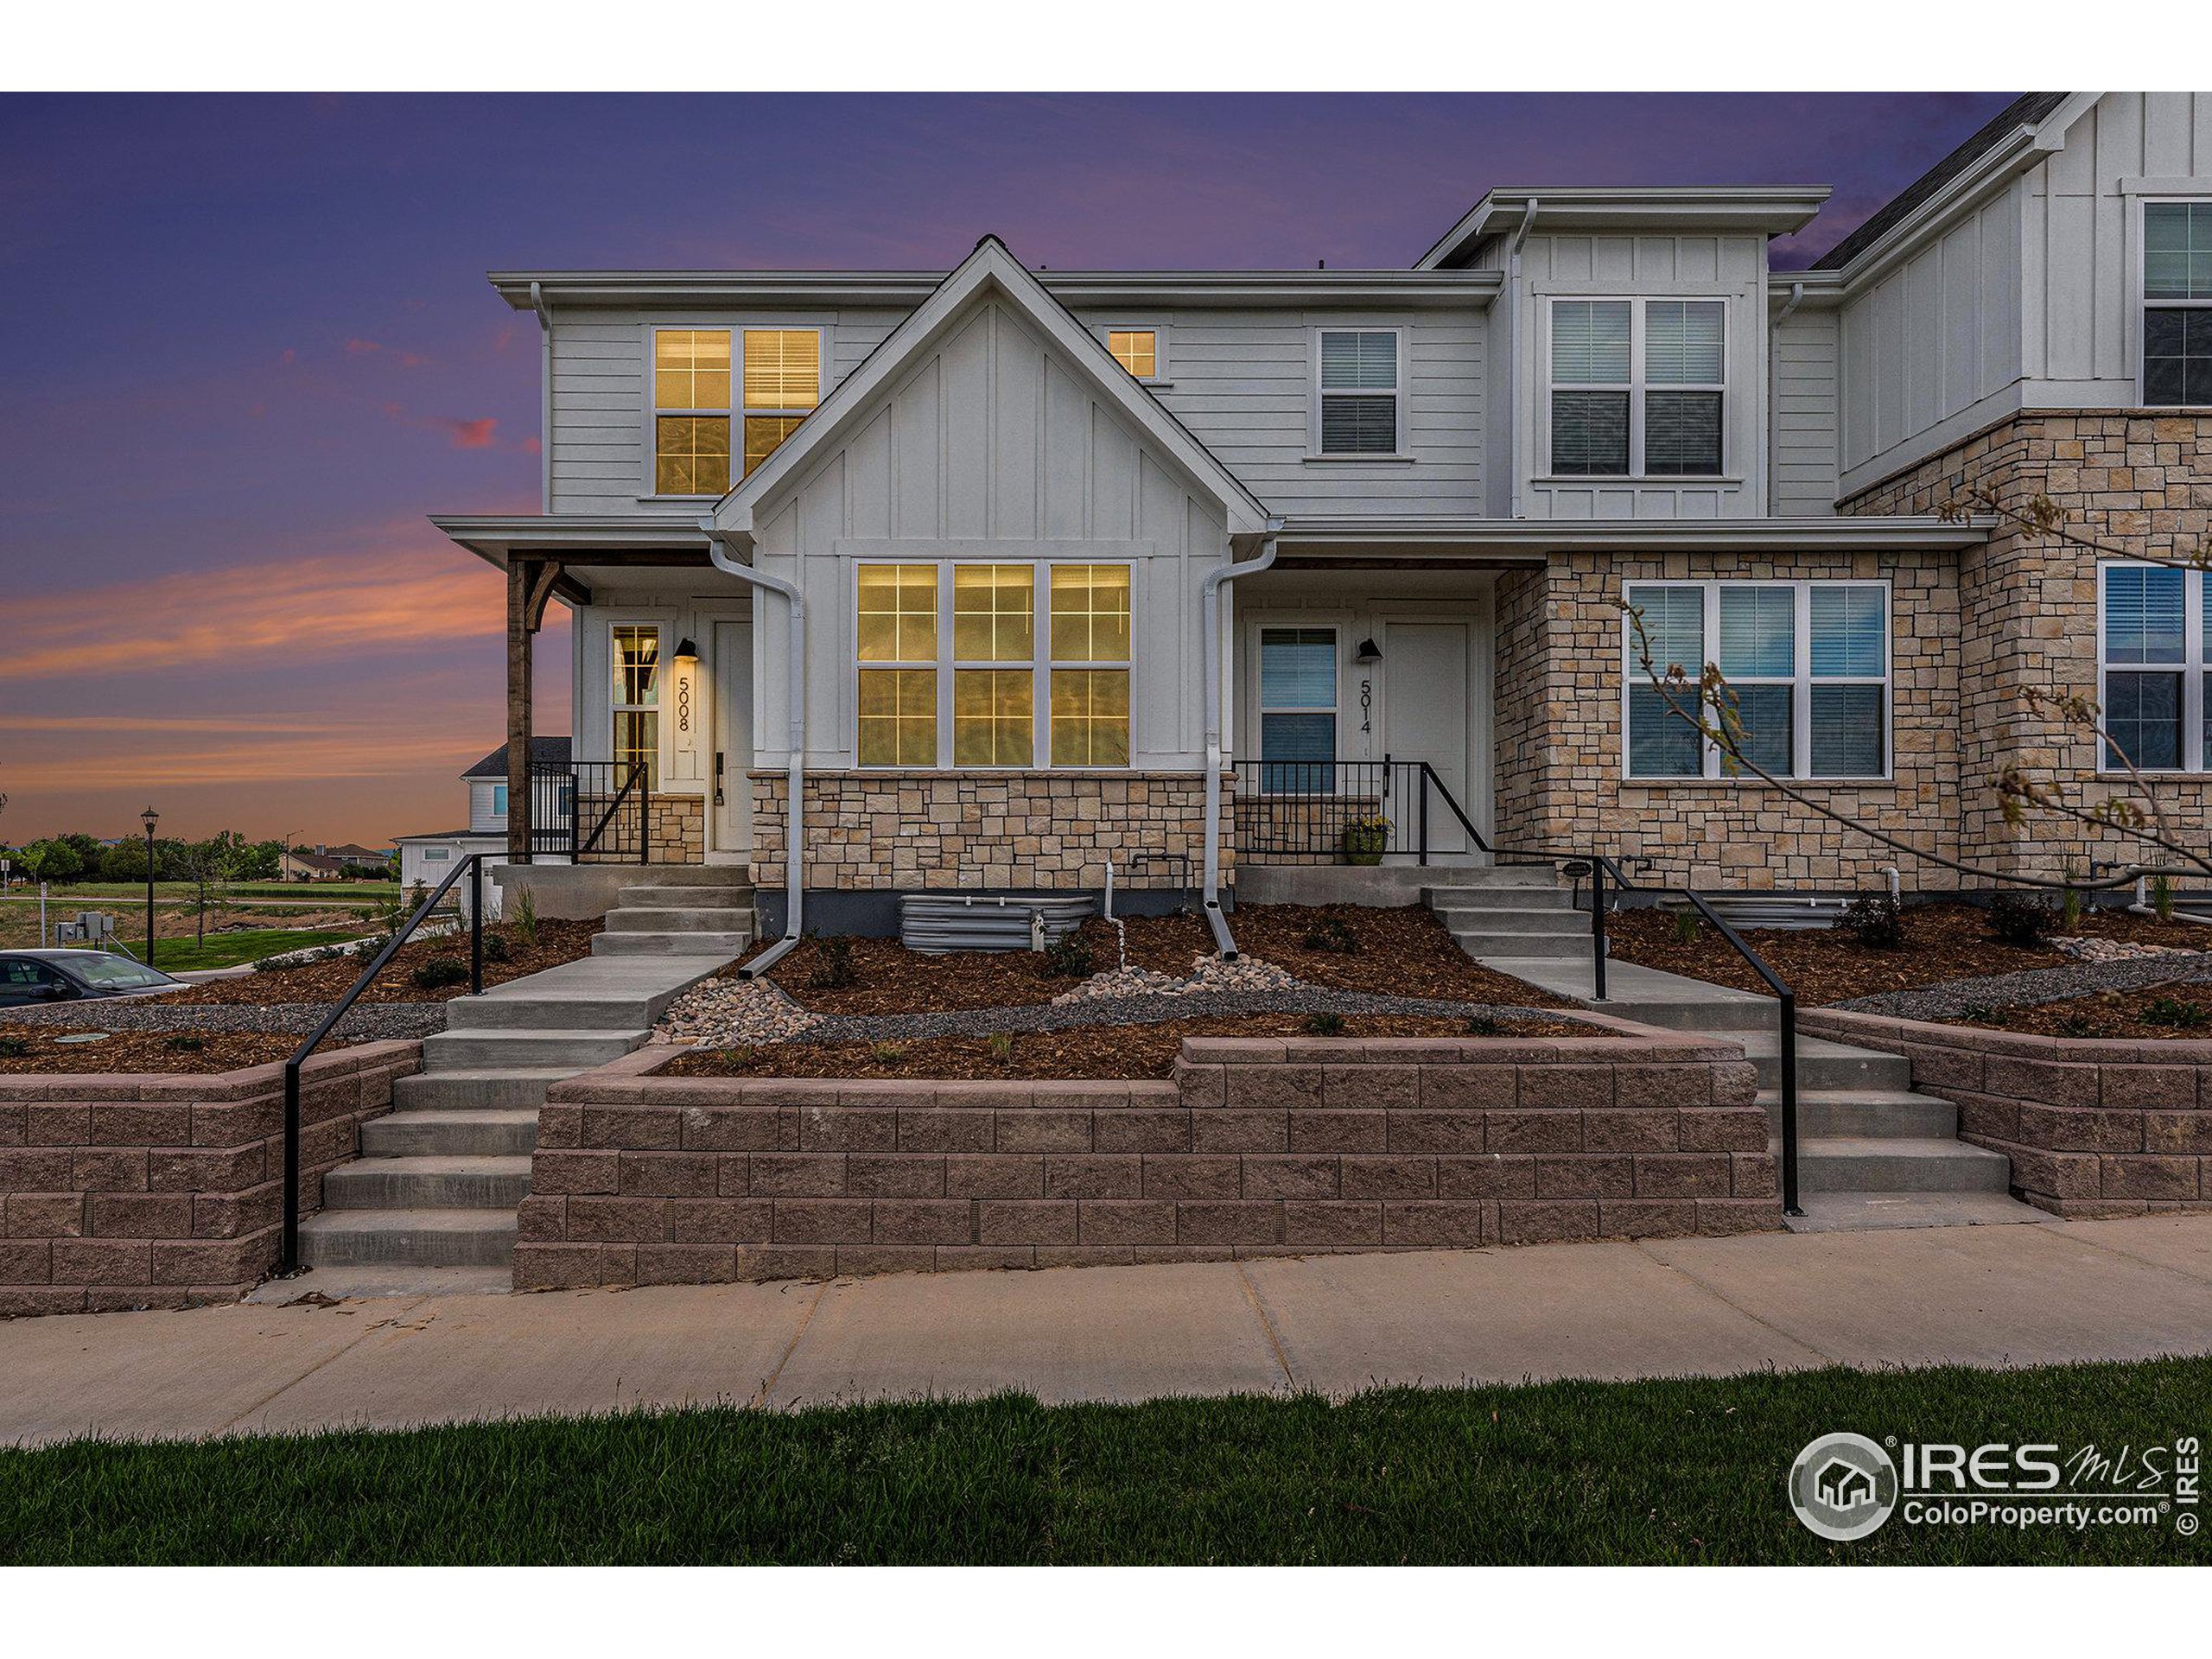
[1809,92,2073,271]
[462,736,572,779]
[711,236,1272,545]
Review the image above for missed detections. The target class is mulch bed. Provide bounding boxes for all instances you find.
[659,1010,1588,1081]
[160,920,601,1006]
[1605,901,2212,1007]
[736,904,1572,1015]
[0,1027,363,1074]
[1936,978,2212,1040]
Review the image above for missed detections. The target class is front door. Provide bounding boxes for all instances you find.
[709,620,753,856]
[1382,620,1472,856]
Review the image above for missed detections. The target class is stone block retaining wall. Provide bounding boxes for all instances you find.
[512,1030,1776,1288]
[1803,1009,2212,1217]
[0,1042,418,1318]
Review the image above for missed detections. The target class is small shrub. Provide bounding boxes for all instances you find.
[869,1041,907,1065]
[482,931,512,963]
[806,934,859,990]
[2057,1013,2101,1039]
[1986,892,2056,949]
[251,955,298,974]
[1961,1002,2012,1028]
[1838,893,1906,950]
[1041,932,1095,979]
[986,1032,1014,1064]
[2143,995,2209,1030]
[1465,1014,1503,1037]
[410,956,470,991]
[1302,917,1359,955]
[2152,873,2176,924]
[0,1037,28,1059]
[512,887,538,949]
[1669,908,1700,946]
[2059,884,2083,932]
[162,1034,206,1053]
[1302,1012,1345,1037]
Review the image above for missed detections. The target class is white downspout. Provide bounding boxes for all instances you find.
[1199,518,1284,960]
[703,523,807,977]
[531,281,553,514]
[1504,198,1539,521]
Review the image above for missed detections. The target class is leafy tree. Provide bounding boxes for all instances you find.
[20,839,84,883]
[170,833,249,950]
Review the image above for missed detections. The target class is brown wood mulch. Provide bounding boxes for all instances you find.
[1937,978,2212,1040]
[734,904,1571,1015]
[1605,900,2212,1008]
[159,920,602,1006]
[660,1010,1588,1081]
[0,1027,362,1074]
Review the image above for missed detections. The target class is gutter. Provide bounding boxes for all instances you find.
[702,523,808,977]
[531,282,553,514]
[1198,518,1285,960]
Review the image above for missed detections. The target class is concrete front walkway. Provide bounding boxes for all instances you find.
[6,1216,2212,1446]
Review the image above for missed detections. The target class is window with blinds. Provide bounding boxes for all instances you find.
[1257,626,1338,791]
[2099,563,2202,772]
[1316,330,1400,454]
[1624,582,1889,781]
[741,328,820,476]
[2144,202,2212,408]
[1549,298,1726,478]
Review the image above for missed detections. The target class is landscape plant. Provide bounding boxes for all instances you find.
[1836,893,1906,950]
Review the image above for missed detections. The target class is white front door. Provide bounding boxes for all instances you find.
[709,620,753,856]
[1382,620,1472,856]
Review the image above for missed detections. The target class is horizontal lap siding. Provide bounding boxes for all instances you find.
[1770,309,1840,514]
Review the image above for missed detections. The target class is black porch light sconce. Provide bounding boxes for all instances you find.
[671,638,700,668]
[671,639,699,734]
[1353,637,1382,664]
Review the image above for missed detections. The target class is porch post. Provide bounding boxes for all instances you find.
[505,558,534,862]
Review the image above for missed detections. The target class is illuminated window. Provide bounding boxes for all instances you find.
[856,565,938,766]
[1049,564,1131,766]
[741,329,820,475]
[653,330,731,495]
[611,625,660,789]
[1107,329,1159,380]
[952,564,1035,766]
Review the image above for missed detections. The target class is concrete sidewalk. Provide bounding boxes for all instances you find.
[6,1216,2212,1448]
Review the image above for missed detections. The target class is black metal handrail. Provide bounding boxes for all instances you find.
[524,759,650,863]
[277,853,487,1274]
[1234,756,1489,866]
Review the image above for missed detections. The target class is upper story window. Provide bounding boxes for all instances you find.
[855,562,1132,770]
[2099,563,2211,771]
[491,785,509,816]
[1315,329,1402,455]
[2144,202,2212,408]
[1106,329,1160,380]
[651,327,821,496]
[1623,581,1887,781]
[1550,299,1725,478]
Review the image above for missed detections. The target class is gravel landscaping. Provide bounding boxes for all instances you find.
[0,999,447,1044]
[1831,954,2212,1024]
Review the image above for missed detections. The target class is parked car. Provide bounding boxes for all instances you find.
[0,950,185,1007]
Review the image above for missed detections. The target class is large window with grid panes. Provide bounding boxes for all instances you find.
[651,327,822,496]
[2098,561,2212,772]
[2144,201,2212,408]
[855,561,1132,769]
[1549,298,1726,478]
[1622,581,1888,780]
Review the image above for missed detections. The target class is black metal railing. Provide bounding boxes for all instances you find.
[278,854,487,1274]
[1235,756,1484,866]
[525,759,650,863]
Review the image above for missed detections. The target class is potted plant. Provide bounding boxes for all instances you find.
[1342,813,1390,866]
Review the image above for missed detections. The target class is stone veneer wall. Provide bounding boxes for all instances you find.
[575,793,703,866]
[1841,412,2212,880]
[749,770,1224,892]
[1491,550,1962,889]
[0,1041,419,1318]
[1803,1009,2212,1217]
[511,1029,1776,1287]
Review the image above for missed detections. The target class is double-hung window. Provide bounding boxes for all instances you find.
[855,563,1132,768]
[2097,563,2212,771]
[1315,330,1401,454]
[651,327,821,495]
[1550,298,1726,476]
[611,625,661,789]
[1623,581,1888,780]
[1256,626,1338,791]
[2144,201,2212,408]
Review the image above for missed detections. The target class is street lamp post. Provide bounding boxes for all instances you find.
[140,806,159,967]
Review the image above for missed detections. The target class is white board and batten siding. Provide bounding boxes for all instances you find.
[747,296,1231,771]
[1839,92,2212,497]
[1506,232,1772,520]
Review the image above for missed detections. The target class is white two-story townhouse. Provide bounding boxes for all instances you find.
[432,91,2212,944]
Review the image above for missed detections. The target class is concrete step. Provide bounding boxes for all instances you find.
[1424,874,1571,901]
[607,906,755,933]
[421,1027,646,1070]
[1796,1135,2014,1194]
[1785,1192,2050,1233]
[620,884,755,908]
[593,931,753,957]
[298,1207,518,1268]
[324,1155,534,1210]
[363,1108,542,1158]
[1434,904,1586,933]
[444,990,680,1031]
[247,1265,513,1302]
[1741,1033,1911,1093]
[1582,995,1779,1033]
[1450,928,1591,960]
[613,867,756,887]
[394,1070,568,1111]
[1758,1088,1958,1140]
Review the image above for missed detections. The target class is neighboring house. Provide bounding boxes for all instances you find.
[279,849,348,881]
[322,842,395,874]
[431,92,2212,933]
[393,739,571,889]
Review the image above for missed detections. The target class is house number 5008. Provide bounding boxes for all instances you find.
[677,675,691,734]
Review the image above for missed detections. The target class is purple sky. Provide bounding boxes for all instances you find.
[0,92,2018,845]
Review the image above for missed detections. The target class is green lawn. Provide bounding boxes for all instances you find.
[3,1358,2205,1565]
[149,927,368,972]
[26,882,397,905]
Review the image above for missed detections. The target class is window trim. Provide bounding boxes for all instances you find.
[2134,195,2212,410]
[851,558,1135,771]
[2097,558,2206,774]
[1098,324,1169,385]
[1619,579,1891,784]
[1545,296,1729,480]
[1308,326,1409,459]
[608,619,664,790]
[640,321,829,501]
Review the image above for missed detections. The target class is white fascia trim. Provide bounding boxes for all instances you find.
[1271,515,1993,555]
[1416,187,1834,270]
[490,269,1502,310]
[429,515,714,567]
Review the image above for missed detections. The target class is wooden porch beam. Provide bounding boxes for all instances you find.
[505,558,535,861]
